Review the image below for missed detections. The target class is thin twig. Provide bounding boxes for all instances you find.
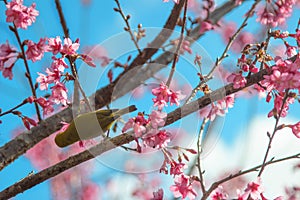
[185,0,261,104]
[114,0,142,54]
[197,117,209,193]
[0,100,28,117]
[166,0,188,87]
[257,89,289,177]
[10,25,42,121]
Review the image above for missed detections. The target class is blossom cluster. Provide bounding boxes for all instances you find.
[210,178,283,200]
[121,82,202,199]
[5,0,38,29]
[199,94,235,121]
[122,82,185,148]
[256,0,297,27]
[0,41,18,80]
[31,36,95,116]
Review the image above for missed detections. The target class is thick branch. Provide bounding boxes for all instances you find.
[0,67,269,199]
[0,1,237,171]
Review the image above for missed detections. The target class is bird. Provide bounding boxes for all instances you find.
[55,105,137,148]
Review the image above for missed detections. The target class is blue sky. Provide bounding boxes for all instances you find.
[0,0,300,199]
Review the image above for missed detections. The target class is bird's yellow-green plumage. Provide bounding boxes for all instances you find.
[55,105,137,148]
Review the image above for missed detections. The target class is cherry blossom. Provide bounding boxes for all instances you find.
[170,174,197,200]
[80,54,96,67]
[49,82,69,106]
[210,186,229,200]
[36,72,48,90]
[82,45,110,67]
[22,116,37,130]
[256,0,296,27]
[5,0,39,29]
[243,178,264,200]
[0,41,17,67]
[171,39,192,54]
[267,93,294,118]
[199,20,214,34]
[227,72,247,89]
[288,122,300,138]
[25,38,47,62]
[80,182,101,200]
[262,56,300,93]
[51,57,68,72]
[149,110,167,129]
[284,42,298,57]
[152,82,185,110]
[122,114,148,137]
[2,65,14,80]
[170,161,187,176]
[48,36,62,55]
[0,41,18,79]
[142,129,171,148]
[36,67,61,91]
[61,38,80,56]
[35,97,54,116]
[151,188,164,200]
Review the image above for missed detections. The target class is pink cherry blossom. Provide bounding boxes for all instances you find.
[2,65,13,80]
[36,72,49,90]
[170,161,187,176]
[5,0,39,29]
[227,72,247,89]
[0,41,18,75]
[149,110,167,129]
[284,42,297,57]
[210,186,228,200]
[234,32,255,53]
[36,97,54,116]
[48,36,62,55]
[171,39,192,55]
[267,93,294,118]
[152,82,172,109]
[122,114,148,137]
[80,182,101,200]
[256,1,296,27]
[81,54,96,67]
[61,38,80,56]
[219,21,236,44]
[82,45,110,67]
[151,188,164,200]
[243,178,264,200]
[288,122,300,138]
[262,56,300,93]
[152,82,185,109]
[199,20,214,34]
[49,82,69,106]
[170,174,197,200]
[142,129,171,148]
[170,89,186,106]
[25,38,47,62]
[199,94,235,121]
[51,57,68,72]
[0,41,17,61]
